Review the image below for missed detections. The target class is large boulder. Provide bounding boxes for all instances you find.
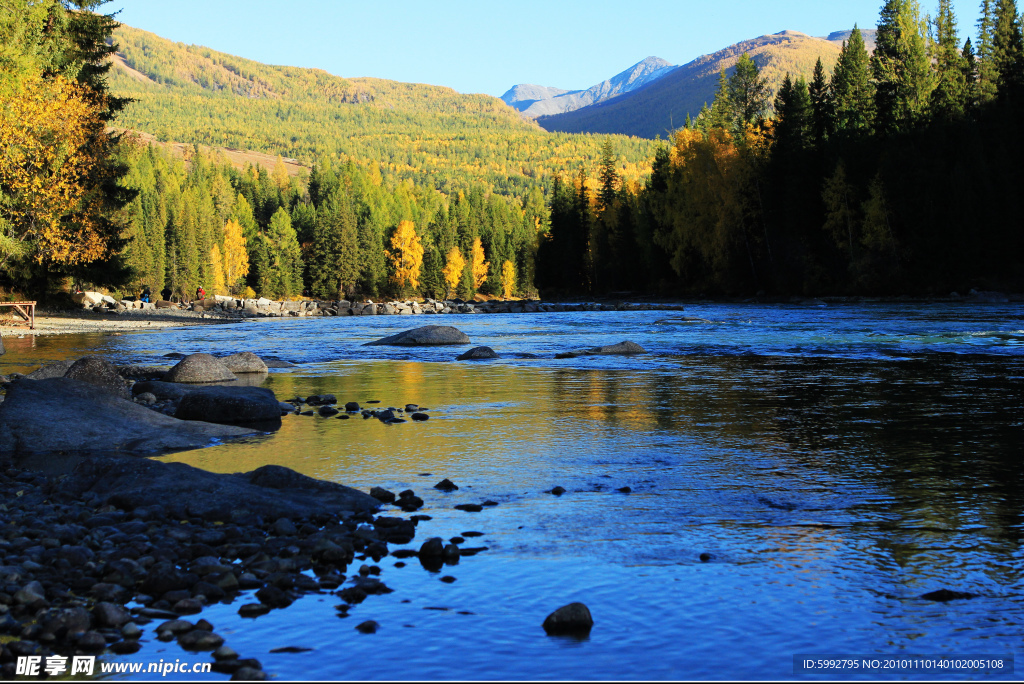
[220,352,268,374]
[72,291,105,309]
[164,354,237,384]
[57,458,380,521]
[64,357,131,400]
[365,325,471,347]
[174,386,282,425]
[0,378,258,457]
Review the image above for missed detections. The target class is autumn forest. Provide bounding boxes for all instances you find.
[3,0,1024,303]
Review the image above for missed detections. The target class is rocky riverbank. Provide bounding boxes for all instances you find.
[0,353,476,681]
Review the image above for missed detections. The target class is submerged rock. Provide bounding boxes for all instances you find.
[921,589,976,602]
[174,386,283,425]
[365,325,471,346]
[558,341,647,359]
[456,346,499,361]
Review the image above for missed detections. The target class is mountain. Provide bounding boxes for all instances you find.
[825,29,878,54]
[502,57,676,119]
[536,30,853,140]
[105,25,658,199]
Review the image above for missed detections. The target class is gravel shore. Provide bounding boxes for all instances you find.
[4,309,242,337]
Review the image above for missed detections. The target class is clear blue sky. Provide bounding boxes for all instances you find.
[110,0,983,97]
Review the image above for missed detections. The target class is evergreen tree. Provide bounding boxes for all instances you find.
[931,0,968,121]
[976,0,1000,102]
[992,0,1024,99]
[872,0,935,134]
[266,207,303,298]
[809,57,834,144]
[727,54,771,128]
[309,192,359,299]
[962,38,981,111]
[774,74,812,150]
[597,140,619,214]
[832,27,876,134]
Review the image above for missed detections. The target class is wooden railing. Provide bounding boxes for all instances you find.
[0,301,36,330]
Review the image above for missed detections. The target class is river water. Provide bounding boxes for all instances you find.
[2,302,1022,680]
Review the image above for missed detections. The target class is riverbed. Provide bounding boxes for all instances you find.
[2,302,1021,680]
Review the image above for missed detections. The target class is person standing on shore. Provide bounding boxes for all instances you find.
[196,286,206,302]
[161,286,172,302]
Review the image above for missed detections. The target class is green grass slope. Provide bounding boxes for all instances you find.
[107,25,657,196]
[536,31,843,140]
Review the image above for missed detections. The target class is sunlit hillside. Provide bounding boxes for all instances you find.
[538,30,847,139]
[107,25,657,197]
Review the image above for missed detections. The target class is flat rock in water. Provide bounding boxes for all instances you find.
[364,326,471,347]
[262,357,297,368]
[561,341,647,358]
[0,378,257,458]
[220,352,268,374]
[164,353,237,383]
[456,346,499,361]
[174,386,282,425]
[55,459,380,521]
[921,589,976,602]
[542,602,594,635]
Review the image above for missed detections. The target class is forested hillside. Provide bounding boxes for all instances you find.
[107,25,657,199]
[538,31,844,139]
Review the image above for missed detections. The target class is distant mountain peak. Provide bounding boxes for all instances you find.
[501,56,677,119]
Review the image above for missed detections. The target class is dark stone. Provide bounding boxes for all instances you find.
[175,386,283,425]
[269,646,314,654]
[549,486,566,496]
[0,378,258,456]
[365,325,471,346]
[411,413,429,421]
[141,563,190,597]
[306,395,337,406]
[76,631,107,651]
[440,576,457,583]
[355,620,379,634]
[109,640,142,655]
[617,486,632,493]
[178,630,225,650]
[64,357,132,400]
[369,487,396,504]
[345,402,361,413]
[699,553,713,563]
[220,352,268,374]
[255,586,293,608]
[419,538,444,557]
[461,531,485,538]
[542,602,594,635]
[232,667,267,681]
[318,406,339,417]
[93,602,130,628]
[456,346,499,361]
[238,603,271,618]
[482,500,498,507]
[454,504,483,513]
[921,589,976,602]
[434,479,459,492]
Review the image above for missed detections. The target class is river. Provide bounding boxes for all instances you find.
[2,302,1021,680]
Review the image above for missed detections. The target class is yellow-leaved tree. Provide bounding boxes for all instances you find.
[221,218,249,291]
[209,244,226,294]
[442,246,465,299]
[272,155,290,192]
[388,220,424,291]
[470,237,489,289]
[0,75,108,266]
[501,260,516,299]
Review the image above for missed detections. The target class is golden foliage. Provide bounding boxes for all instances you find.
[209,243,226,293]
[0,75,109,265]
[501,259,516,299]
[221,218,249,287]
[442,246,465,296]
[272,155,289,191]
[470,237,489,289]
[388,219,424,289]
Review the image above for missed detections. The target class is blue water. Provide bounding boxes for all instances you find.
[2,302,1022,681]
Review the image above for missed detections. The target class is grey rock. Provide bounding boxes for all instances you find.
[542,602,594,635]
[76,631,107,651]
[365,325,471,346]
[174,386,283,425]
[220,352,268,374]
[121,622,142,640]
[0,378,257,456]
[419,537,445,557]
[178,630,225,650]
[93,602,130,628]
[64,357,132,400]
[456,346,499,360]
[560,340,646,358]
[164,353,237,384]
[25,359,75,380]
[369,487,396,504]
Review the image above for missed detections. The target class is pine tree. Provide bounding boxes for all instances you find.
[992,0,1024,99]
[309,192,359,299]
[809,57,833,144]
[872,0,935,134]
[774,74,812,149]
[931,0,968,120]
[831,27,876,133]
[266,207,303,299]
[727,54,770,128]
[598,140,619,215]
[962,38,981,111]
[977,0,1000,102]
